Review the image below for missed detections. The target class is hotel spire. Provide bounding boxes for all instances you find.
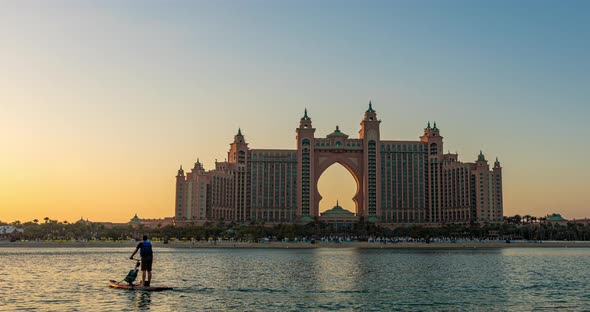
[478,150,487,162]
[366,100,375,113]
[362,100,378,122]
[299,108,313,129]
[234,128,245,143]
[303,108,311,120]
[494,157,501,168]
[193,158,204,171]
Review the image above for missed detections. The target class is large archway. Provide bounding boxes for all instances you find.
[317,163,358,214]
[313,151,364,217]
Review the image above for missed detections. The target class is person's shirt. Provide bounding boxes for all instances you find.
[137,240,153,258]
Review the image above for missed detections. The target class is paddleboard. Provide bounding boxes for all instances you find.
[109,280,173,291]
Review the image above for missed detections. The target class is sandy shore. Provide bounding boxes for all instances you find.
[2,240,590,249]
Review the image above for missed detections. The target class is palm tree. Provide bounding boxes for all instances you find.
[524,215,532,224]
[44,217,49,224]
[33,219,39,224]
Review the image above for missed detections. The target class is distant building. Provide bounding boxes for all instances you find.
[73,215,174,229]
[544,213,568,226]
[141,217,175,229]
[75,218,91,225]
[129,214,142,226]
[319,202,359,231]
[0,226,24,239]
[175,103,503,226]
[570,218,590,226]
[128,214,175,229]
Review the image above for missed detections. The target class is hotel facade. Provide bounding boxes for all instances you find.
[175,103,503,226]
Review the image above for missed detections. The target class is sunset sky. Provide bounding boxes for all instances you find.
[1,1,589,223]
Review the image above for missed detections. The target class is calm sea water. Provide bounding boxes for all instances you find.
[1,247,589,311]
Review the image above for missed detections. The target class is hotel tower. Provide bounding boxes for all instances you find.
[175,103,503,226]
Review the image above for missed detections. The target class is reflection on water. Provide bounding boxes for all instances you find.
[130,291,152,310]
[1,247,589,311]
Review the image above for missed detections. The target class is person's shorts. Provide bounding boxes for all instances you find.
[141,256,153,271]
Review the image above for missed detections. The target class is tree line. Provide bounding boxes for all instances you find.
[2,216,589,242]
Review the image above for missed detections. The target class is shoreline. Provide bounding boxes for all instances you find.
[2,240,590,249]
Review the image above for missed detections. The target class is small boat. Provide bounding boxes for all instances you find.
[108,280,173,291]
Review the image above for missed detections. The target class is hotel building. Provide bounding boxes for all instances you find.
[175,103,503,226]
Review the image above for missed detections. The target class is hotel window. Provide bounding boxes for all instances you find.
[430,143,437,155]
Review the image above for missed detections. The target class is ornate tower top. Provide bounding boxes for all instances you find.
[327,125,349,138]
[299,108,313,129]
[477,150,487,162]
[494,157,501,169]
[422,120,441,135]
[366,100,375,113]
[360,101,381,139]
[302,108,311,120]
[229,127,248,165]
[193,158,204,171]
[177,165,184,177]
[363,100,378,122]
[234,128,246,144]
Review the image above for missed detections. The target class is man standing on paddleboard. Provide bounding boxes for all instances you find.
[130,235,153,287]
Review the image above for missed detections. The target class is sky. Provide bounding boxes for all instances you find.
[1,1,589,223]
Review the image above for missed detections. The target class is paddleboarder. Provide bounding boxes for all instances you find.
[130,235,153,287]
